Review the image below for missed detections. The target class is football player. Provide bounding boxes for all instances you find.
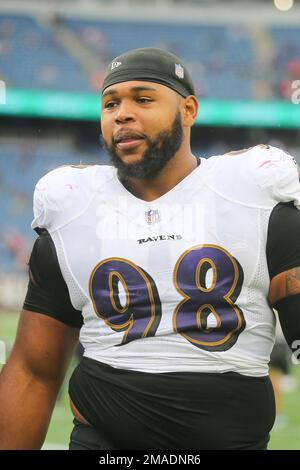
[1,48,300,450]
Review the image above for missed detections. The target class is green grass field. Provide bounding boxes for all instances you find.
[1,311,300,450]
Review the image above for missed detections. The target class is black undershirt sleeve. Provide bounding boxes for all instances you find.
[266,202,300,351]
[23,229,83,329]
[266,202,300,280]
[273,294,300,350]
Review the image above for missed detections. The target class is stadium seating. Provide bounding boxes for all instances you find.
[0,14,89,92]
[270,26,300,100]
[1,13,298,100]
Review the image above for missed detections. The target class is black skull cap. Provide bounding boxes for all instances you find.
[102,47,195,98]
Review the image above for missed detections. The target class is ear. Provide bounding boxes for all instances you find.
[181,96,199,127]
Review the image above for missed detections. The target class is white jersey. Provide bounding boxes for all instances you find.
[32,145,300,377]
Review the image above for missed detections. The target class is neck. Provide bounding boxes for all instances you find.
[119,147,199,202]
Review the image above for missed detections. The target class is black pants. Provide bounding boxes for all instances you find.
[69,419,115,450]
[68,416,270,451]
[68,358,276,450]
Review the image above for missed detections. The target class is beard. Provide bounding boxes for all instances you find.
[100,111,183,180]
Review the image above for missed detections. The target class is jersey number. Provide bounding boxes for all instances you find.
[89,245,245,352]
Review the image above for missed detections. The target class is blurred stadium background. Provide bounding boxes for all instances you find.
[0,0,300,450]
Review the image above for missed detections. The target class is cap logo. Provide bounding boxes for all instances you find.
[175,63,184,79]
[111,61,122,71]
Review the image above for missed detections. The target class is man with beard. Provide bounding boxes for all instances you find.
[1,48,300,450]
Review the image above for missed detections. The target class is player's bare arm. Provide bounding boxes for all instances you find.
[0,309,79,450]
[269,267,300,305]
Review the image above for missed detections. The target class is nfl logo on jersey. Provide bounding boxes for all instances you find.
[145,209,160,225]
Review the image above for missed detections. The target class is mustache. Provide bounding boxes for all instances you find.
[99,133,147,149]
[113,130,146,144]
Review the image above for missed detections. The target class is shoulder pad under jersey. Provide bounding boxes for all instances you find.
[31,164,115,231]
[204,145,300,209]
